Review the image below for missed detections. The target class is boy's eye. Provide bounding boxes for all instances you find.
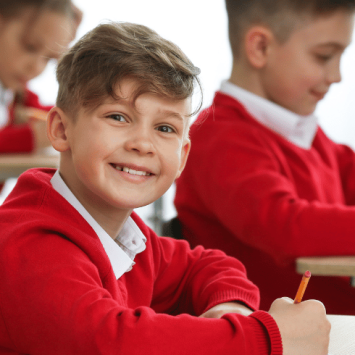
[23,42,39,53]
[315,53,332,62]
[108,114,126,122]
[156,125,175,133]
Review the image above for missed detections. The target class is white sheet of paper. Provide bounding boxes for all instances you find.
[328,315,355,354]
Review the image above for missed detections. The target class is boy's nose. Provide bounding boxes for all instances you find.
[124,130,156,155]
[27,56,48,80]
[326,61,342,84]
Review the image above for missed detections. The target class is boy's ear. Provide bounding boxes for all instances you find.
[244,26,273,69]
[176,139,191,179]
[47,107,71,152]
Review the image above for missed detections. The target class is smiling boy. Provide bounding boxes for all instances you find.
[0,22,330,354]
[53,76,191,236]
[175,0,355,315]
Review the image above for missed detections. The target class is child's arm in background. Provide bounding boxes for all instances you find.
[0,90,52,153]
[0,124,35,153]
[0,119,49,153]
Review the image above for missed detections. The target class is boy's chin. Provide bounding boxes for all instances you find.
[288,105,317,117]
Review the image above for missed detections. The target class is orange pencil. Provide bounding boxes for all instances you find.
[27,107,49,121]
[294,270,311,304]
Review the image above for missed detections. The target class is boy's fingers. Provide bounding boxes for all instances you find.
[280,297,293,303]
[302,299,327,312]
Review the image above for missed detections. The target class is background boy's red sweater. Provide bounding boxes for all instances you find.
[0,168,282,355]
[175,92,355,315]
[0,89,52,153]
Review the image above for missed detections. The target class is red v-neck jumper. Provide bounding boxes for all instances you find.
[175,92,355,315]
[0,169,282,355]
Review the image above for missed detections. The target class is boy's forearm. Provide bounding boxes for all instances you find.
[150,235,260,315]
[199,301,254,318]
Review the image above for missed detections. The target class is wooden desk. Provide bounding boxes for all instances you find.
[297,256,355,286]
[0,153,59,181]
[328,315,355,354]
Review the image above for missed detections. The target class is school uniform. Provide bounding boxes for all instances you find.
[175,81,355,314]
[0,168,282,354]
[0,84,52,153]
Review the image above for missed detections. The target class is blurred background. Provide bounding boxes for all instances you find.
[3,0,355,231]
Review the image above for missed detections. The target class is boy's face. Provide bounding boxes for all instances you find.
[0,9,72,90]
[54,78,191,217]
[260,10,354,115]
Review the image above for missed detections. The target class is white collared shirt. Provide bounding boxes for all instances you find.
[0,81,14,129]
[51,170,146,279]
[220,80,318,149]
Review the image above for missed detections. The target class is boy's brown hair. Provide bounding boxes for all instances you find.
[226,0,355,58]
[56,22,202,116]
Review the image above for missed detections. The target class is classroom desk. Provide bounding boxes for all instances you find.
[0,153,59,181]
[296,256,355,286]
[328,315,355,354]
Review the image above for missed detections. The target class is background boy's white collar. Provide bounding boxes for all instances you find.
[220,80,318,149]
[0,81,14,129]
[50,170,146,279]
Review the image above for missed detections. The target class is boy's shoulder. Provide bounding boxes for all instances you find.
[0,169,99,247]
[1,168,76,217]
[192,91,277,144]
[1,168,57,214]
[0,168,156,250]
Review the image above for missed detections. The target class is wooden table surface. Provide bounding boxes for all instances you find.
[328,315,355,354]
[297,256,355,278]
[0,153,59,181]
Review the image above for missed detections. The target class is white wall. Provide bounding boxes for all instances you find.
[27,0,355,229]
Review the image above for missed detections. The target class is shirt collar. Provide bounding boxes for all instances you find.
[0,81,14,129]
[50,170,146,279]
[220,80,318,149]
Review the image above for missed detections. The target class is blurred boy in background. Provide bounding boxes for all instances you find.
[175,0,355,315]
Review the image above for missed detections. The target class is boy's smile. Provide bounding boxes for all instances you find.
[111,163,153,177]
[258,9,354,115]
[49,78,191,237]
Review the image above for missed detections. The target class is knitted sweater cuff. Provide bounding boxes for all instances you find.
[250,310,283,355]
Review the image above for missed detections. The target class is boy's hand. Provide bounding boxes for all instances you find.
[199,301,253,318]
[269,297,330,355]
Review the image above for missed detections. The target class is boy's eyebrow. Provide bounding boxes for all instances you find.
[102,100,186,121]
[158,110,185,121]
[313,42,348,51]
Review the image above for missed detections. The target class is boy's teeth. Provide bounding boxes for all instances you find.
[117,166,150,176]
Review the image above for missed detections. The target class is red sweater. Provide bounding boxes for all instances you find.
[0,89,52,154]
[0,168,282,355]
[175,92,355,315]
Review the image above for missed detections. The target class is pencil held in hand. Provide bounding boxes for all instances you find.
[294,270,311,304]
[27,107,49,121]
